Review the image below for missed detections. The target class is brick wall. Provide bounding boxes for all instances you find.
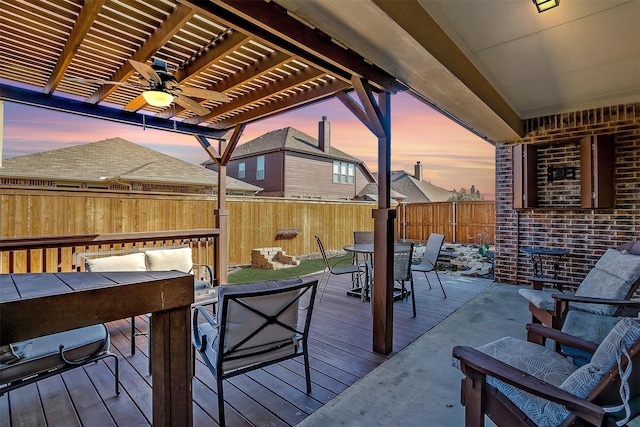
[495,103,640,285]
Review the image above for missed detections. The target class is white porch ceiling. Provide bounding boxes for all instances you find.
[275,0,640,142]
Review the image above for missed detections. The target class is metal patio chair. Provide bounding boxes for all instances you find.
[192,277,318,427]
[315,235,366,301]
[411,233,446,297]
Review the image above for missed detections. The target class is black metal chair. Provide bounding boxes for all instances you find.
[315,235,366,301]
[192,277,318,427]
[411,233,446,297]
[393,241,416,316]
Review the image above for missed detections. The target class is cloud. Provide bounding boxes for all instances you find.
[2,92,496,198]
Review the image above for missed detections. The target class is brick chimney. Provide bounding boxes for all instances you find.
[318,116,330,153]
[414,161,423,181]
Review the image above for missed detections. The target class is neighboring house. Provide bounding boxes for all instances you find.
[0,137,261,196]
[204,117,375,200]
[371,161,454,203]
[355,182,407,203]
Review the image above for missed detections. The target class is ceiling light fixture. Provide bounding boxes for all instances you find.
[533,0,560,13]
[142,90,173,107]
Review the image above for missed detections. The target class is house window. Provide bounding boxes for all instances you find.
[238,162,245,179]
[256,156,265,180]
[333,161,355,184]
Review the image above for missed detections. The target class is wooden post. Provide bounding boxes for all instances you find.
[196,125,244,285]
[338,81,394,354]
[152,305,193,426]
[372,91,394,354]
[216,147,229,284]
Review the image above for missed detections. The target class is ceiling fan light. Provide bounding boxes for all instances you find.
[142,90,173,107]
[533,0,560,13]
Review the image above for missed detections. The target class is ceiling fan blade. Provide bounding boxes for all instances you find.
[176,86,230,103]
[129,59,161,85]
[173,94,211,116]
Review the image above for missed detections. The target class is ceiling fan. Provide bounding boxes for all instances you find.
[70,58,230,116]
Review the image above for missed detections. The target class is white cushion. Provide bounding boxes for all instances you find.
[144,247,193,273]
[86,252,147,272]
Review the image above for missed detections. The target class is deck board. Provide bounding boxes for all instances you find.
[0,271,491,426]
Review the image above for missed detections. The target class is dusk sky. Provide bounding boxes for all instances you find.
[1,91,496,199]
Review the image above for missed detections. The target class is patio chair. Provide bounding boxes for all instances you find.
[411,233,446,297]
[192,277,318,427]
[453,318,640,427]
[1,324,119,397]
[518,242,640,333]
[315,235,366,301]
[393,241,416,316]
[550,301,640,367]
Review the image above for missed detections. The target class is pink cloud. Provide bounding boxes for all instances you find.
[2,91,496,198]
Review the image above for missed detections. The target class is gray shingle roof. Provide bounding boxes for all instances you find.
[230,127,361,162]
[0,137,262,192]
[372,171,453,202]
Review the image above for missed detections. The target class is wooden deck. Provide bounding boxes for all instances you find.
[0,272,491,426]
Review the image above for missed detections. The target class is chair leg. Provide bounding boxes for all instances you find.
[107,353,120,395]
[147,316,152,375]
[423,272,433,290]
[318,269,330,302]
[410,276,416,317]
[130,316,136,356]
[217,376,226,427]
[435,271,446,298]
[303,347,312,394]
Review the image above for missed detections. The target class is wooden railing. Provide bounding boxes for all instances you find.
[0,229,219,274]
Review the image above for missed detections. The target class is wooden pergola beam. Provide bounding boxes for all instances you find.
[209,78,350,129]
[86,4,195,104]
[179,0,403,93]
[44,0,106,94]
[187,67,327,124]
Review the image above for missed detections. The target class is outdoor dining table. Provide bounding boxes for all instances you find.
[343,243,411,302]
[0,270,195,426]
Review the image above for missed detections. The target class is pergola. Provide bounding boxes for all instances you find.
[1,0,637,358]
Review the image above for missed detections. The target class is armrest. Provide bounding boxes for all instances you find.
[452,346,605,425]
[193,263,214,286]
[192,306,217,352]
[551,294,640,306]
[526,323,598,354]
[527,277,579,292]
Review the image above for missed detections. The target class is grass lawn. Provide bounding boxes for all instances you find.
[227,254,352,283]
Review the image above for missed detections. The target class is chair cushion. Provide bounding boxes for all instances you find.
[574,249,640,315]
[198,321,298,372]
[144,247,193,273]
[518,288,563,311]
[456,336,577,424]
[0,324,109,384]
[560,311,622,366]
[617,241,640,256]
[541,318,640,425]
[86,252,147,272]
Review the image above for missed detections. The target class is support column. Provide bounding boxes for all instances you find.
[338,79,394,354]
[215,156,229,284]
[195,124,244,286]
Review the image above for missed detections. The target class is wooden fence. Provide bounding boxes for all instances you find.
[1,188,495,272]
[396,201,495,245]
